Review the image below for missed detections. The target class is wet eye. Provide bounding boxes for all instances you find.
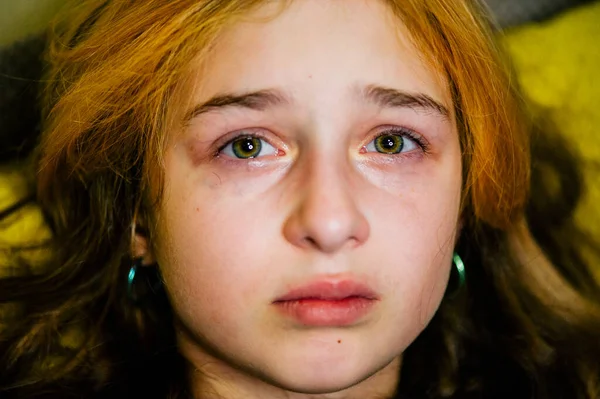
[365,131,419,154]
[220,135,277,159]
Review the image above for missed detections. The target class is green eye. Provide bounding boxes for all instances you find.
[220,134,278,160]
[231,136,262,159]
[373,134,404,154]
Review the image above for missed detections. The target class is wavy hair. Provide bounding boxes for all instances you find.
[1,0,599,398]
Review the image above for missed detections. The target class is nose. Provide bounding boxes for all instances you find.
[282,156,370,254]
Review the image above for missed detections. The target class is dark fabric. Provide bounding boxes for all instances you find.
[0,35,46,164]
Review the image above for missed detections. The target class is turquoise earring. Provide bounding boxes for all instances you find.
[453,252,466,290]
[127,258,143,302]
[127,258,162,303]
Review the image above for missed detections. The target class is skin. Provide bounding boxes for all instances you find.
[139,0,462,397]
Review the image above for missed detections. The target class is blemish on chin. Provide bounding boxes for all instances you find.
[337,340,342,344]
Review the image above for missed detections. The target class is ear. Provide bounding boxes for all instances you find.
[132,226,156,266]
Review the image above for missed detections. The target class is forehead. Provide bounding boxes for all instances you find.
[187,0,449,113]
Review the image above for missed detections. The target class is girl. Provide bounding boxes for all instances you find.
[1,0,599,398]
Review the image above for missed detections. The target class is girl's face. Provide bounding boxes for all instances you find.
[151,0,461,396]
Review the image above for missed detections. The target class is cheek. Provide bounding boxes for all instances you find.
[152,188,278,330]
[364,164,460,331]
[365,218,454,352]
[376,209,455,325]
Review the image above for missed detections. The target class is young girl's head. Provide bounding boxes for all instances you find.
[4,0,598,398]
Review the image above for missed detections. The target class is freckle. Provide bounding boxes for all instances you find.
[337,340,341,343]
[196,207,199,212]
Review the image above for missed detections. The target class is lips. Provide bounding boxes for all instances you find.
[273,279,379,326]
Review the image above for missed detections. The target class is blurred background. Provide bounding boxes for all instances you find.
[485,0,595,27]
[0,0,599,271]
[0,0,64,46]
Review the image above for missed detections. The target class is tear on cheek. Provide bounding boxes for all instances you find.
[203,172,223,188]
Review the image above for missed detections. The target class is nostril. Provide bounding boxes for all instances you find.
[347,236,361,249]
[302,236,318,248]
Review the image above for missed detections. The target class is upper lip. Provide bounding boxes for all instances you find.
[274,279,379,302]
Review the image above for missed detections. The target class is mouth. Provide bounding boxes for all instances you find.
[273,279,379,327]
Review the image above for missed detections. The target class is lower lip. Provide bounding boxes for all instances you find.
[274,296,376,326]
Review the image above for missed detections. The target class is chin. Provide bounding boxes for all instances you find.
[266,370,367,395]
[261,355,390,395]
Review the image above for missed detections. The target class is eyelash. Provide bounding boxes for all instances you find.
[214,126,429,160]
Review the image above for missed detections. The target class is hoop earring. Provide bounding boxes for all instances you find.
[453,252,466,290]
[127,258,163,304]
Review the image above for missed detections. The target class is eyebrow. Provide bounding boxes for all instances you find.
[183,84,449,122]
[358,84,450,119]
[184,90,291,122]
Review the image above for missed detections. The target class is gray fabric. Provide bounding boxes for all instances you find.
[483,0,596,27]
